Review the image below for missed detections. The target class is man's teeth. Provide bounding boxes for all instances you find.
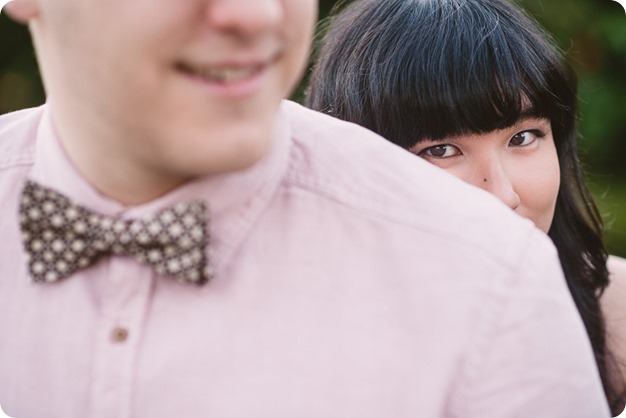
[195,66,257,82]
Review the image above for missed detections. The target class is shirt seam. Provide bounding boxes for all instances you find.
[284,172,529,270]
[0,159,34,171]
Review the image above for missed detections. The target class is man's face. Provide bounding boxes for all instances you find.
[28,0,317,179]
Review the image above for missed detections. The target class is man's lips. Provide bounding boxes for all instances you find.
[175,60,269,84]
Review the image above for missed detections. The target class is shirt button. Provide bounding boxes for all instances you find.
[111,326,129,343]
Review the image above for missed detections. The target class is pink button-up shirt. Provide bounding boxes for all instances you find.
[0,101,610,417]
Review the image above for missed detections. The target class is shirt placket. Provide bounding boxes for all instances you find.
[88,258,153,418]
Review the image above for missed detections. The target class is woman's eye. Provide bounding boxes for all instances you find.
[509,130,544,147]
[418,144,461,158]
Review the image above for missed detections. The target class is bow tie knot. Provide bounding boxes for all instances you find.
[19,180,212,285]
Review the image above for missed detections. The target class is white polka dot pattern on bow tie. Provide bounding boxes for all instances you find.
[19,180,212,285]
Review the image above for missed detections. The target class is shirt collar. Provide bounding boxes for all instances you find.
[29,102,293,276]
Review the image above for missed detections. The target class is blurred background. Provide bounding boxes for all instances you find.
[1,0,625,256]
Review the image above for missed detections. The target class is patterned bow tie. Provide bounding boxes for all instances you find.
[19,180,212,285]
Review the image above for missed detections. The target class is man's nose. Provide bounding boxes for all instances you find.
[203,0,284,37]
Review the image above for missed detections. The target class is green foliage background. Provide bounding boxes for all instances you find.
[1,1,625,255]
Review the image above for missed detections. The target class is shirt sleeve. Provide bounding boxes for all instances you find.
[449,228,611,418]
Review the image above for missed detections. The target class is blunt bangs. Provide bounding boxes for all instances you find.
[308,0,577,150]
[380,0,574,147]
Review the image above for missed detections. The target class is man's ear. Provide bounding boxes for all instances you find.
[3,0,39,24]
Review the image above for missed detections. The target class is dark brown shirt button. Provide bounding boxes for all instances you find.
[111,326,129,343]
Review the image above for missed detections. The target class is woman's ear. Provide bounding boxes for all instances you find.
[3,0,39,24]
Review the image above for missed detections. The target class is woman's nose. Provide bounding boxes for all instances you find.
[477,161,521,211]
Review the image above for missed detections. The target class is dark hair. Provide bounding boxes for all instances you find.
[306,0,624,412]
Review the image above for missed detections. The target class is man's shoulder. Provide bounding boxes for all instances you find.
[0,106,43,170]
[281,100,543,264]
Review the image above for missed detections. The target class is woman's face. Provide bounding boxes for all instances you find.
[410,117,560,233]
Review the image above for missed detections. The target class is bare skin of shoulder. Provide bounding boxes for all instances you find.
[603,255,626,389]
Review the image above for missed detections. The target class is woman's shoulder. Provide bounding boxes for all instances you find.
[609,255,626,272]
[603,255,626,415]
[605,254,626,323]
[603,255,626,319]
